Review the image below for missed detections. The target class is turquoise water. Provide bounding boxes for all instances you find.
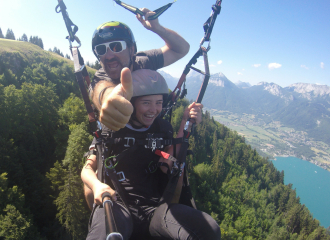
[271,157,330,228]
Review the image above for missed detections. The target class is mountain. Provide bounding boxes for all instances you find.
[235,80,251,88]
[256,82,293,100]
[286,83,330,100]
[184,72,256,114]
[161,70,330,150]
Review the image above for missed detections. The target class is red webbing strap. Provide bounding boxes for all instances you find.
[155,150,177,162]
[160,48,210,205]
[195,48,210,103]
[72,48,97,130]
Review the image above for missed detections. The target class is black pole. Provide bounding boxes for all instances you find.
[102,192,123,240]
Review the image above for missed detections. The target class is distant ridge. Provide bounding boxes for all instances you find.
[160,70,330,148]
[286,83,330,100]
[235,80,251,88]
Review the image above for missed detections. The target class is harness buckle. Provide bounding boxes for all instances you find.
[145,137,163,151]
[117,171,126,182]
[124,137,135,147]
[171,161,180,176]
[171,162,185,176]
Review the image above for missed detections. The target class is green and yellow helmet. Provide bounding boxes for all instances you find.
[92,21,136,59]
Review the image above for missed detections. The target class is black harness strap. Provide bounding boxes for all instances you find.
[113,0,176,20]
[159,0,223,207]
[104,135,183,149]
[161,0,222,119]
[71,48,99,133]
[99,134,131,212]
[203,0,222,42]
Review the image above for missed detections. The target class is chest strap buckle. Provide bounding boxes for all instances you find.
[145,137,163,151]
[124,137,135,147]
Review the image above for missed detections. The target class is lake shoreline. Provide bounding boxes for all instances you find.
[270,155,330,172]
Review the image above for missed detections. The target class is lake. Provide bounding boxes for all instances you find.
[271,156,330,228]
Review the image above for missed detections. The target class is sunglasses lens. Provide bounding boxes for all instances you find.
[95,45,107,55]
[95,41,126,56]
[109,42,123,53]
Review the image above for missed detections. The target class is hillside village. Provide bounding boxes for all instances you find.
[210,109,330,171]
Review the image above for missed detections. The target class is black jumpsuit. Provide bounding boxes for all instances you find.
[86,118,221,240]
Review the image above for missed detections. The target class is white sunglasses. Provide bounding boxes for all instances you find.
[94,41,127,56]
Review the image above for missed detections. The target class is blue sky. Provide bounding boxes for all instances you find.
[0,0,329,87]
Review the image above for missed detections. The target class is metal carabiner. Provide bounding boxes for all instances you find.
[67,35,81,49]
[200,38,211,52]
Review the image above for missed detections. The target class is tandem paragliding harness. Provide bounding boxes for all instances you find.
[55,0,222,239]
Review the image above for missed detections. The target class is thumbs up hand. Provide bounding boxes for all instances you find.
[99,68,134,131]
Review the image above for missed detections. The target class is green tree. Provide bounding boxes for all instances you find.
[50,123,92,239]
[54,93,88,159]
[212,131,218,157]
[94,60,101,69]
[38,38,44,49]
[5,29,15,40]
[0,173,39,240]
[58,93,87,127]
[86,60,101,70]
[29,36,44,49]
[0,205,31,240]
[1,83,60,235]
[0,69,19,87]
[0,28,4,38]
[52,47,64,57]
[20,33,28,42]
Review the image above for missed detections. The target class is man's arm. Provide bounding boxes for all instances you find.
[137,8,190,67]
[91,68,134,131]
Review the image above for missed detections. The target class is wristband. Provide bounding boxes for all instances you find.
[98,86,112,106]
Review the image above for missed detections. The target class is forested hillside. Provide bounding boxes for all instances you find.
[1,39,329,239]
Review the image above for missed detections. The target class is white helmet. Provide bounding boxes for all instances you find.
[131,69,169,98]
